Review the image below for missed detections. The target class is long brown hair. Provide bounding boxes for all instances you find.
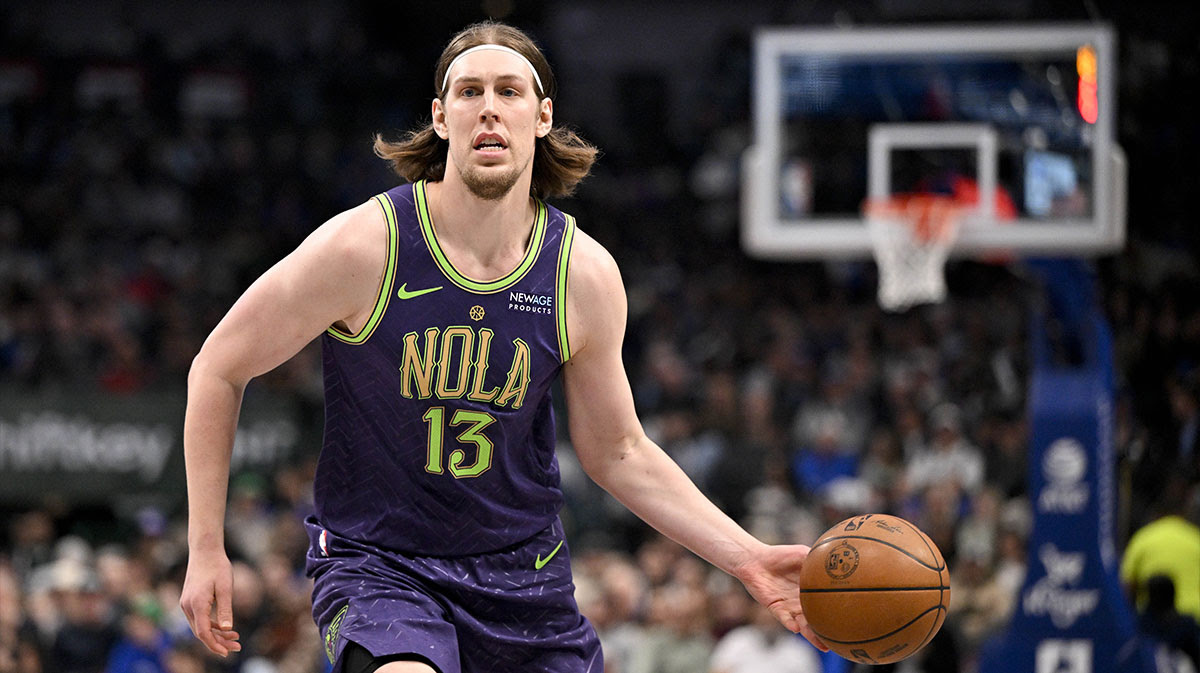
[373,21,598,199]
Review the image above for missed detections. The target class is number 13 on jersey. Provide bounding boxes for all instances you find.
[422,407,496,478]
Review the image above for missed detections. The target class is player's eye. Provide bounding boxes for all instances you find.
[501,88,519,97]
[460,87,478,97]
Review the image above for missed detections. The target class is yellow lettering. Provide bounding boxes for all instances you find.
[495,338,531,410]
[400,327,440,399]
[435,326,473,398]
[466,328,500,403]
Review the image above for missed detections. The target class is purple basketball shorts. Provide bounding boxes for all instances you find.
[305,516,602,673]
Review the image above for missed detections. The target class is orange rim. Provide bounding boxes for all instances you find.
[864,194,964,243]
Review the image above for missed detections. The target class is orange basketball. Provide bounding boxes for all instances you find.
[798,514,951,665]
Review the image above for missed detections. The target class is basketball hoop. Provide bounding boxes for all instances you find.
[864,194,964,312]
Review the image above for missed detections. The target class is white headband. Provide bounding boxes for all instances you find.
[440,44,544,96]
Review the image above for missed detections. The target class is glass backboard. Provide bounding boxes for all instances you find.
[742,24,1124,259]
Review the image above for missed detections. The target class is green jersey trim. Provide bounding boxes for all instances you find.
[413,180,547,294]
[325,193,399,344]
[555,214,576,363]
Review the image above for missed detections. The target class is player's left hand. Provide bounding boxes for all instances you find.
[734,544,830,652]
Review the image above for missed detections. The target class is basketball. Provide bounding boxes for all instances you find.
[799,514,951,665]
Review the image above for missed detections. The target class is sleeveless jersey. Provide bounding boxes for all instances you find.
[314,181,576,556]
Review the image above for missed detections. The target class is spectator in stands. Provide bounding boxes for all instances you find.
[815,477,881,534]
[790,414,857,501]
[46,559,118,673]
[104,593,170,673]
[0,560,44,673]
[903,402,985,497]
[163,640,215,673]
[743,454,821,547]
[575,551,648,673]
[857,427,906,510]
[644,406,723,495]
[991,527,1028,600]
[628,583,713,673]
[982,415,1028,499]
[1133,575,1200,671]
[6,512,55,584]
[947,550,1016,660]
[914,480,964,567]
[708,597,821,673]
[956,486,1003,565]
[1167,372,1200,480]
[223,473,274,564]
[1121,476,1200,622]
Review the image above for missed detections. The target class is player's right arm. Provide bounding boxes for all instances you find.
[180,199,388,657]
[561,231,825,650]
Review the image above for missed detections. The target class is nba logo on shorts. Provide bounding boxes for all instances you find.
[1036,639,1092,673]
[319,529,329,557]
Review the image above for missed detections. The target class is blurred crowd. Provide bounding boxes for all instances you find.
[3,2,1200,673]
[0,466,323,673]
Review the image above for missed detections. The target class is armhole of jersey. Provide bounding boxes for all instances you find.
[555,214,576,363]
[325,193,399,345]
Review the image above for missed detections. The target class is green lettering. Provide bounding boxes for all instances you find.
[447,410,496,478]
[422,407,445,474]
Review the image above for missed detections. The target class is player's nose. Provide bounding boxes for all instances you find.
[479,89,499,121]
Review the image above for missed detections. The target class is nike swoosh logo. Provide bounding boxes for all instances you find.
[396,283,443,299]
[534,540,564,570]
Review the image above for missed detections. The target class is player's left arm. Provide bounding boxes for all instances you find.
[561,230,826,650]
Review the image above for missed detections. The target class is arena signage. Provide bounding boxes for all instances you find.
[0,389,311,506]
[978,261,1153,673]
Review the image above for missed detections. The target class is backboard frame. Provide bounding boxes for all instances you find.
[742,24,1123,259]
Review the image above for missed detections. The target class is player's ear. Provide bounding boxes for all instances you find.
[432,98,449,140]
[535,97,553,139]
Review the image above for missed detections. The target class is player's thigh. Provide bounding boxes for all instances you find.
[376,663,438,673]
[342,642,441,673]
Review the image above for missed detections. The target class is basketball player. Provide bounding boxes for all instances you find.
[180,21,826,673]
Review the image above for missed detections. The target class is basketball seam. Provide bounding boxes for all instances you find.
[810,534,946,571]
[799,586,950,594]
[894,518,946,652]
[808,604,947,645]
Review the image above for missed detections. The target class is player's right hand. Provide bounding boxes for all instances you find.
[180,548,242,657]
[733,543,830,652]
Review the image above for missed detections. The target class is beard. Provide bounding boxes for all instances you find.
[457,157,527,201]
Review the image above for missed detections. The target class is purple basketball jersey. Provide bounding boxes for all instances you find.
[315,181,576,555]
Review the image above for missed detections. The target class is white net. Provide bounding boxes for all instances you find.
[866,197,963,312]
